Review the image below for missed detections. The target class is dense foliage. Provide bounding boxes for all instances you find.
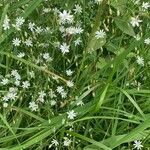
[0,0,150,149]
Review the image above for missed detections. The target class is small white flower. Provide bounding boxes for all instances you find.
[130,16,142,27]
[67,81,74,87]
[61,91,67,98]
[60,43,70,54]
[16,17,25,26]
[133,0,140,5]
[142,2,150,10]
[136,56,144,66]
[14,80,20,86]
[29,71,35,78]
[77,100,84,106]
[144,38,150,45]
[11,70,21,80]
[67,110,77,120]
[28,22,35,32]
[66,69,73,76]
[74,4,82,14]
[35,26,43,34]
[49,89,56,98]
[29,102,38,111]
[74,37,82,46]
[13,17,25,30]
[59,10,74,24]
[95,29,106,39]
[43,8,51,13]
[63,137,72,146]
[17,52,25,58]
[24,38,33,47]
[50,100,56,106]
[38,91,46,98]
[56,86,64,94]
[22,81,30,89]
[134,34,141,41]
[43,53,53,62]
[1,78,9,85]
[133,140,143,150]
[51,139,59,146]
[3,102,8,108]
[3,15,10,30]
[74,26,83,34]
[12,38,21,46]
[95,0,103,4]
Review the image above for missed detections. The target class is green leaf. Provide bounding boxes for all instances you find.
[66,131,112,150]
[95,84,109,112]
[96,57,107,69]
[110,0,127,13]
[87,36,106,53]
[115,18,135,36]
[111,117,150,148]
[120,89,145,119]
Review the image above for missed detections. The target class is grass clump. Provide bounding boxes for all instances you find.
[0,0,150,149]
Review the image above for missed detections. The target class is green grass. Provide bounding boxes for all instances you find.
[0,0,150,149]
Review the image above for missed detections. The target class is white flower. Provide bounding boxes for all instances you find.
[134,34,141,41]
[13,17,25,30]
[39,91,46,97]
[22,81,30,89]
[24,38,33,47]
[136,56,144,66]
[59,10,74,24]
[50,100,56,106]
[74,26,83,34]
[16,17,25,26]
[60,91,67,98]
[43,53,53,62]
[11,70,18,76]
[43,8,51,13]
[28,22,35,32]
[11,70,21,80]
[67,81,74,87]
[17,52,25,58]
[12,38,21,46]
[3,87,18,101]
[74,4,82,14]
[49,89,56,98]
[144,38,150,45]
[60,43,70,54]
[35,26,43,34]
[77,100,84,106]
[14,80,20,86]
[29,102,38,111]
[63,138,72,146]
[29,71,35,78]
[133,140,143,150]
[49,139,59,147]
[142,2,150,10]
[56,86,64,94]
[95,0,103,4]
[67,110,77,120]
[3,102,8,108]
[74,37,82,46]
[130,16,142,27]
[1,78,9,85]
[3,15,10,30]
[38,91,46,102]
[66,69,73,76]
[95,29,106,39]
[133,0,140,5]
